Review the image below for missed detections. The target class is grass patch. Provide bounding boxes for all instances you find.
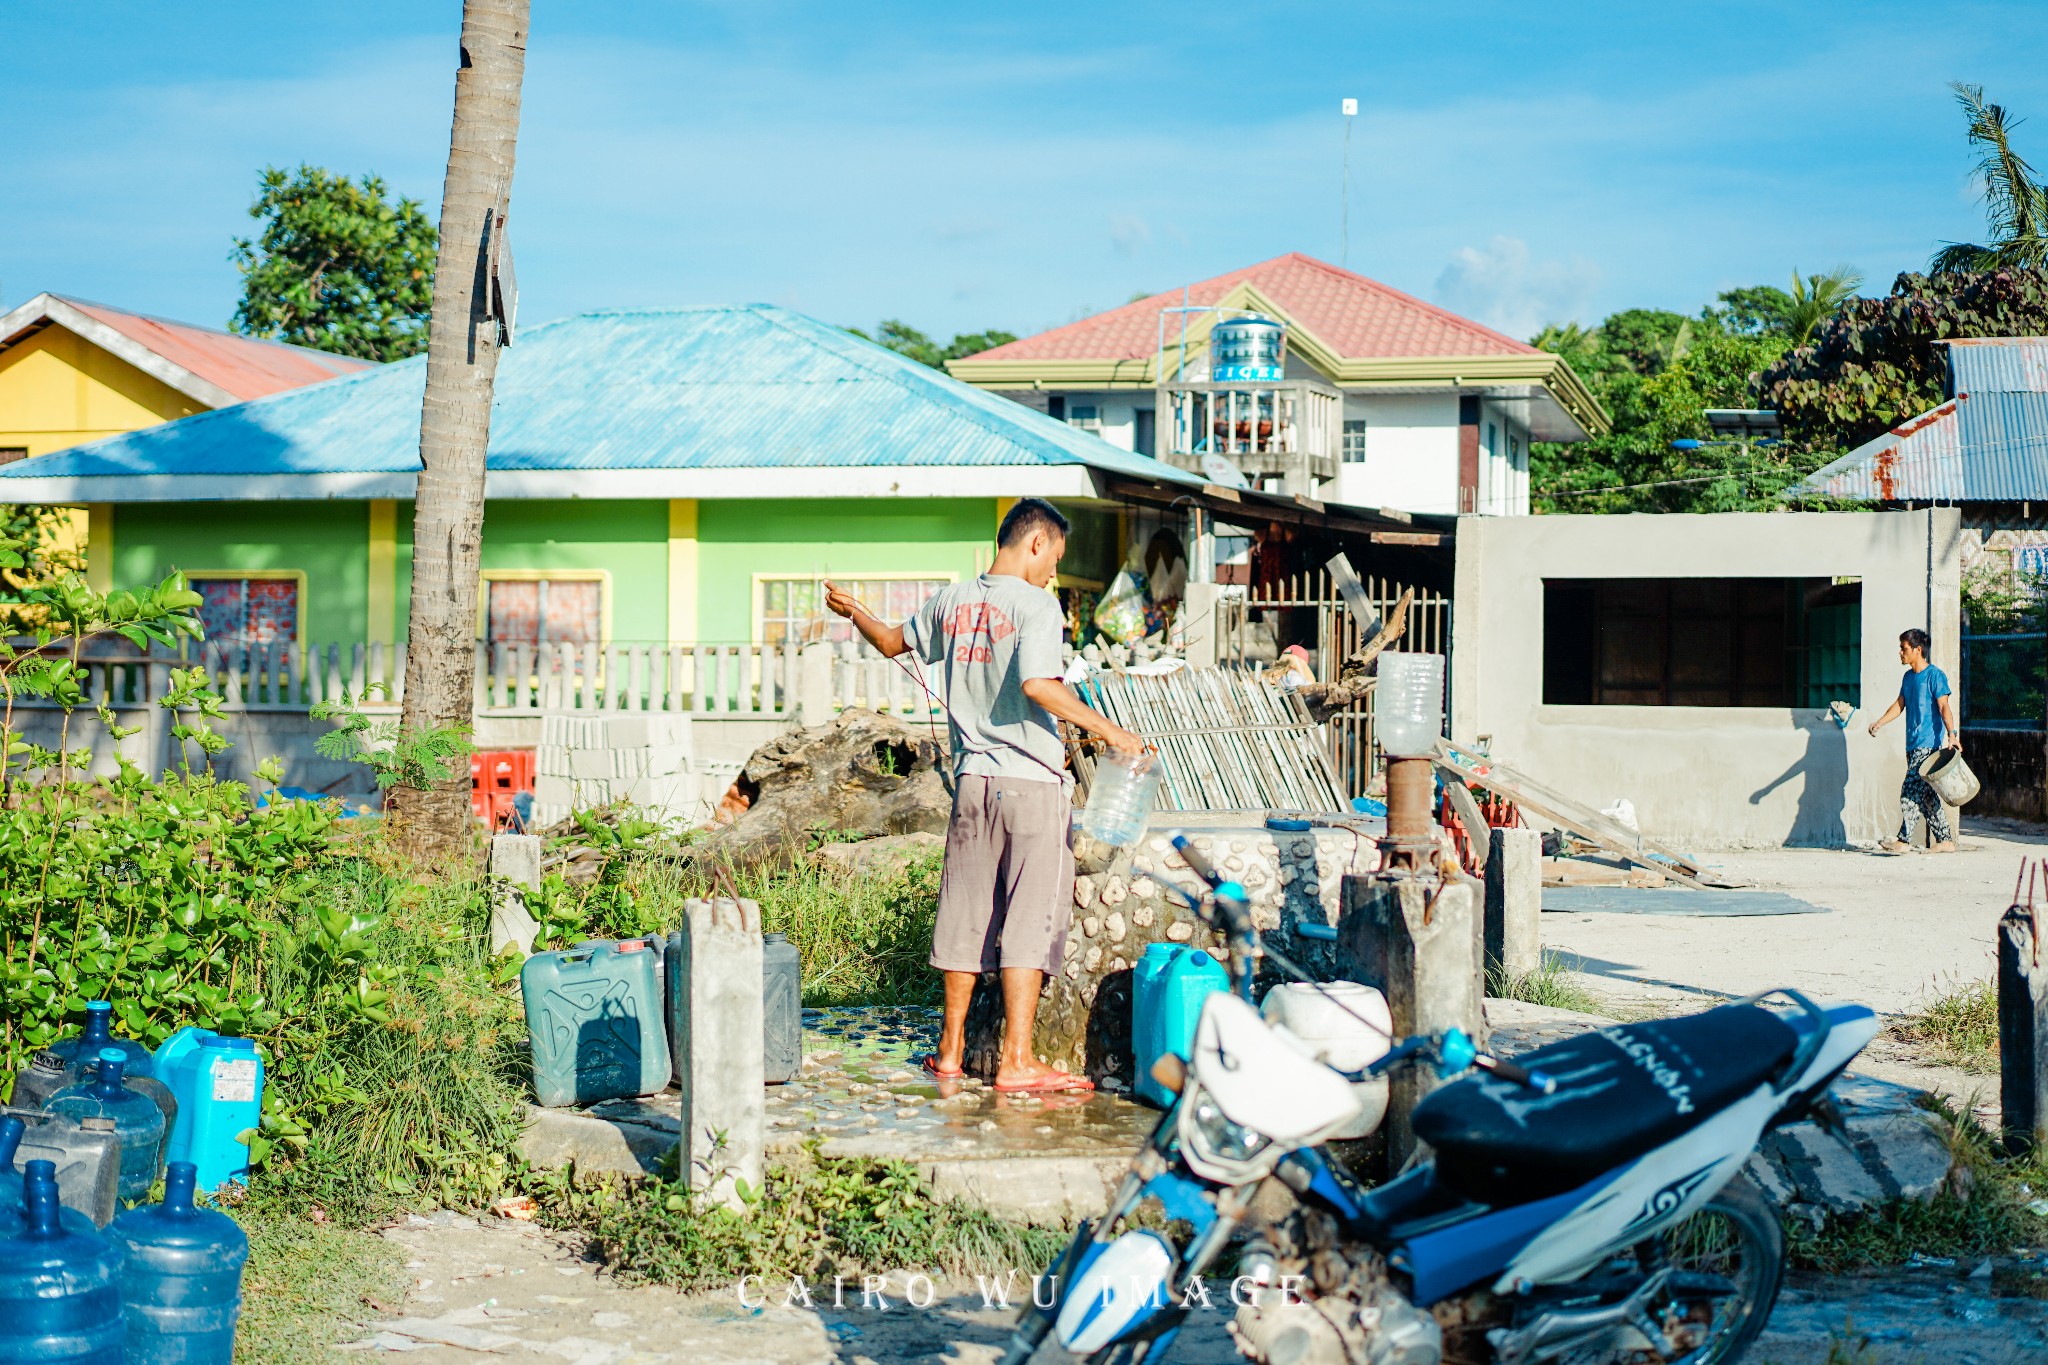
[1785,1096,2048,1273]
[627,853,943,1007]
[537,1144,1064,1292]
[1892,976,1998,1074]
[231,1199,406,1363]
[1487,951,1606,1015]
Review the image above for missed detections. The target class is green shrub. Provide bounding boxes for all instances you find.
[537,1144,1063,1292]
[1487,951,1606,1016]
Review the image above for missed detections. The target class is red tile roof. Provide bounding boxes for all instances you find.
[966,252,1539,363]
[60,296,374,402]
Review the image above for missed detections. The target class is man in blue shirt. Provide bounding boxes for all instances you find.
[1867,628,1961,853]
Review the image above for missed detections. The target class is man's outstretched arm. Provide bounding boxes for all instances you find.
[824,579,907,657]
[1021,677,1144,756]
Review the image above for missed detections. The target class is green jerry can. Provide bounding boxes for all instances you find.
[521,939,671,1108]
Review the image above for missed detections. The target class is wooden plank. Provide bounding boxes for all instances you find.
[1441,774,1493,876]
[1432,740,1733,890]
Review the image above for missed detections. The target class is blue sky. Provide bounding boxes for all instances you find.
[5,1,2047,344]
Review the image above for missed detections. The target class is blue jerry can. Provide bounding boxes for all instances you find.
[522,939,671,1108]
[1132,945,1229,1108]
[153,1029,264,1193]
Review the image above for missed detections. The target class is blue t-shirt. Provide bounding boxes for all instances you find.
[1899,664,1952,751]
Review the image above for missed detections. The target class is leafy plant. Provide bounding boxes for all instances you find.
[1932,83,2048,275]
[1487,951,1606,1015]
[312,683,472,792]
[230,165,437,361]
[1892,976,1998,1074]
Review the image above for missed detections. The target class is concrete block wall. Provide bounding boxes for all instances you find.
[532,711,709,827]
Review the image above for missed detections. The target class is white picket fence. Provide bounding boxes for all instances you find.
[33,638,944,719]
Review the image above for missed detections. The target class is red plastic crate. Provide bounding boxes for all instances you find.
[471,750,535,825]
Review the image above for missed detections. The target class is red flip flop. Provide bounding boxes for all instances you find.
[919,1054,965,1079]
[994,1070,1096,1094]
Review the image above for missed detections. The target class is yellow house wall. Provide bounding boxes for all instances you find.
[0,325,205,457]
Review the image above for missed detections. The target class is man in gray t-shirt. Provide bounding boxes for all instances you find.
[826,498,1140,1094]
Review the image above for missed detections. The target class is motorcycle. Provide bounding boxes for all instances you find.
[998,833,1878,1365]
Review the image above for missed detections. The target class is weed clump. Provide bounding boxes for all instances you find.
[1487,951,1606,1016]
[1892,976,1998,1074]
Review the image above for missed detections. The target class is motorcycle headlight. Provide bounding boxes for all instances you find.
[1186,1090,1271,1166]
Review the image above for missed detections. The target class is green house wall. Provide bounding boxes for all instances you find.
[112,503,371,643]
[693,498,995,643]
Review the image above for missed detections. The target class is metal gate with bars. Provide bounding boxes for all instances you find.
[1216,569,1452,797]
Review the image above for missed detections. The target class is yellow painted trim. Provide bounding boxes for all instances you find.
[750,571,960,646]
[476,569,614,645]
[667,499,698,648]
[84,504,113,592]
[366,500,396,649]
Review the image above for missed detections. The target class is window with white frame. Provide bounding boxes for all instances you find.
[758,576,953,647]
[1067,404,1102,434]
[1341,419,1368,463]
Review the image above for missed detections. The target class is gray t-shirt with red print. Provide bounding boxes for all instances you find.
[902,573,1068,786]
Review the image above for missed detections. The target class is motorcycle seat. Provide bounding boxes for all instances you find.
[1411,1003,1799,1206]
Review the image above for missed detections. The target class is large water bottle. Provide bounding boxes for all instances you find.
[13,1001,155,1109]
[1080,750,1162,849]
[111,1162,249,1365]
[0,1117,26,1234]
[1373,652,1446,757]
[0,1161,124,1364]
[47,1050,166,1202]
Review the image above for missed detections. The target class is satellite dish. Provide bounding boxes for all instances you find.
[1200,453,1251,489]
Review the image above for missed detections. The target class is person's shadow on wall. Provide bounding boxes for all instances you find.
[1749,715,1849,847]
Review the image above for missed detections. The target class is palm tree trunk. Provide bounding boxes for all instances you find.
[394,0,529,859]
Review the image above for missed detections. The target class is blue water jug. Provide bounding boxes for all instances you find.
[0,1162,123,1364]
[111,1162,248,1365]
[47,1051,165,1202]
[521,939,670,1108]
[12,1002,154,1110]
[152,1029,263,1193]
[1132,945,1229,1108]
[0,1117,25,1234]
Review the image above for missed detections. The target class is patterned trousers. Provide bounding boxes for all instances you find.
[1900,746,1953,844]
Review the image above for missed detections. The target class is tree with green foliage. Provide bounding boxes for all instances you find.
[848,319,1018,368]
[1931,83,2048,275]
[230,165,438,361]
[1760,267,2048,448]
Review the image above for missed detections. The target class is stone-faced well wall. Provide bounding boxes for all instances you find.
[963,818,1383,1086]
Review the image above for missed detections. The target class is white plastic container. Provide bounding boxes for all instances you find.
[1261,982,1391,1140]
[1374,652,1445,757]
[1080,750,1163,849]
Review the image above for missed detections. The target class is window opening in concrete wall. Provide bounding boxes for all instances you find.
[1134,407,1155,457]
[757,576,952,646]
[1068,404,1102,433]
[194,576,299,644]
[487,578,603,647]
[1341,419,1367,463]
[1542,577,1862,708]
[0,448,26,466]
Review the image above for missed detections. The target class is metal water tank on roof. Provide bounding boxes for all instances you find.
[1209,314,1286,383]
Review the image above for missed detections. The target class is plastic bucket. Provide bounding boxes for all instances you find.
[1918,747,1980,807]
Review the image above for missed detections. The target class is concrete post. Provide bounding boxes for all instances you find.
[1999,901,2048,1155]
[1484,827,1542,984]
[798,641,836,727]
[1340,875,1484,1169]
[1183,582,1223,669]
[674,895,765,1210]
[488,833,542,959]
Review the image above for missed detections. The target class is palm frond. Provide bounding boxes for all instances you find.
[1952,81,2048,245]
[1930,240,1999,276]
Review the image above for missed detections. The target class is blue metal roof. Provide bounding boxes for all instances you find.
[1796,337,2048,502]
[1,304,1204,488]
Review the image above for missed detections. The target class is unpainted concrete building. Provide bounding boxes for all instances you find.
[1451,510,1963,848]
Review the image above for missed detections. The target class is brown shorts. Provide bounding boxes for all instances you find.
[931,775,1075,974]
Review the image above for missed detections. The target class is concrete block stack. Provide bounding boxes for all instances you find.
[532,712,696,826]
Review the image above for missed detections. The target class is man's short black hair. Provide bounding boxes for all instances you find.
[998,497,1070,548]
[1900,628,1932,655]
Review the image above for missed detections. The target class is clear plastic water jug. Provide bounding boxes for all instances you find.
[1081,750,1163,849]
[0,1161,124,1364]
[111,1162,249,1365]
[1374,652,1445,757]
[47,1050,166,1202]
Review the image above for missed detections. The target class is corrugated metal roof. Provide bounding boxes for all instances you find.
[53,296,372,400]
[963,252,1540,363]
[0,305,1206,486]
[1795,335,2048,501]
[1945,337,2048,397]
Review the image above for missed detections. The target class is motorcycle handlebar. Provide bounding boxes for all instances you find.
[1172,835,1224,890]
[1478,1056,1559,1095]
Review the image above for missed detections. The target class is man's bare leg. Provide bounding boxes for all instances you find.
[994,966,1092,1089]
[931,970,976,1074]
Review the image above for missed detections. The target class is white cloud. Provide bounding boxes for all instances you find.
[1432,236,1600,339]
[1109,212,1152,256]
